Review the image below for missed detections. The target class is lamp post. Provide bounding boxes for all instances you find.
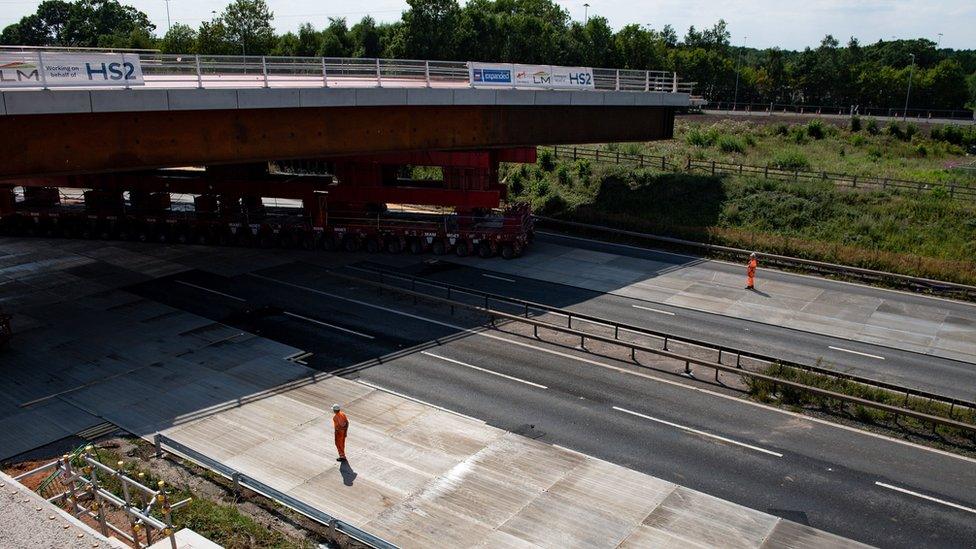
[903,53,914,121]
[936,32,943,49]
[583,3,590,22]
[164,0,171,32]
[733,36,747,110]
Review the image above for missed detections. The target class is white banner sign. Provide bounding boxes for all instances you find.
[0,52,145,88]
[470,62,594,90]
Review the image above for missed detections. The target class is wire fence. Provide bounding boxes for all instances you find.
[704,101,976,122]
[547,145,976,202]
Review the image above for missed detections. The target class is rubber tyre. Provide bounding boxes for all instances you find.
[500,243,516,260]
[386,239,402,254]
[478,242,494,258]
[455,241,470,257]
[365,239,381,253]
[432,240,446,255]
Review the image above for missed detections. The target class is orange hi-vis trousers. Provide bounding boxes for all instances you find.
[335,429,347,458]
[746,258,757,288]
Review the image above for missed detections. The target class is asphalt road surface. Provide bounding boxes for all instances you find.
[128,260,976,549]
[352,255,976,403]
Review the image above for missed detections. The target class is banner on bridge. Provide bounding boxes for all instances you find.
[469,62,594,90]
[0,52,145,88]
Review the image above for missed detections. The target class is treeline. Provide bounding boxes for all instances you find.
[3,0,975,110]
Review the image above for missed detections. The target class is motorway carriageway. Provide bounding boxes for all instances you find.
[350,257,976,404]
[127,261,976,549]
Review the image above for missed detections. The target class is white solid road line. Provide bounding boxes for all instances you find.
[632,304,676,316]
[247,272,976,465]
[175,280,246,302]
[613,406,784,457]
[828,346,885,360]
[875,482,976,515]
[283,311,375,339]
[482,273,517,283]
[422,351,548,389]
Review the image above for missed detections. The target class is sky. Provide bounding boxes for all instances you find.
[0,0,973,51]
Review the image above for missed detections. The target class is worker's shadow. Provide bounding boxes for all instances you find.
[339,461,358,486]
[748,287,772,298]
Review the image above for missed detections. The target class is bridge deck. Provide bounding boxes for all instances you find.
[0,237,865,548]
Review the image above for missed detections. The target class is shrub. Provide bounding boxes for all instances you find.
[850,134,866,147]
[686,127,717,147]
[867,147,883,161]
[850,115,862,132]
[509,172,525,196]
[540,192,567,214]
[575,159,592,183]
[556,164,571,186]
[771,123,789,136]
[789,126,809,144]
[886,122,905,140]
[806,119,828,140]
[744,134,757,147]
[770,150,811,171]
[865,119,880,135]
[538,149,555,171]
[718,135,746,153]
[914,143,928,157]
[905,123,919,140]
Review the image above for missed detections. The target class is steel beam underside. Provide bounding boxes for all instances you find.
[1,105,675,179]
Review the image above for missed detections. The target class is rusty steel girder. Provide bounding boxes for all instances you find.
[1,105,674,180]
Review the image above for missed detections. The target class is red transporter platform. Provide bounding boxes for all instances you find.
[0,148,537,259]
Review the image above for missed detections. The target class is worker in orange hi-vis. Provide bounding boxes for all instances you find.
[746,252,758,290]
[332,404,349,462]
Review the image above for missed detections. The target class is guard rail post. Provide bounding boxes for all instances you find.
[37,51,48,90]
[121,53,131,90]
[672,73,678,93]
[375,58,382,87]
[644,71,650,92]
[615,69,620,91]
[424,60,431,87]
[321,58,328,87]
[261,57,268,88]
[195,55,203,88]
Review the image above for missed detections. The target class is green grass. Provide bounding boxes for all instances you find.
[628,119,976,185]
[502,144,976,284]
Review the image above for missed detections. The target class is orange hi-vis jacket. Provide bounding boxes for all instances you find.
[333,410,349,458]
[333,410,349,432]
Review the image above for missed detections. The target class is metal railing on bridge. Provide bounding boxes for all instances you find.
[0,46,694,95]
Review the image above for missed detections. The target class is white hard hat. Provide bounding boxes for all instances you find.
[750,252,757,258]
[332,404,341,412]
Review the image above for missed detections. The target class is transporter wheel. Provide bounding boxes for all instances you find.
[500,243,516,260]
[431,240,446,255]
[386,239,402,254]
[321,235,338,251]
[343,236,361,252]
[478,242,494,258]
[195,231,210,246]
[279,231,297,249]
[301,233,318,250]
[365,238,381,253]
[455,241,470,257]
[408,239,425,255]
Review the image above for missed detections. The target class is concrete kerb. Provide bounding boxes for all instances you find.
[2,89,92,115]
[89,89,169,112]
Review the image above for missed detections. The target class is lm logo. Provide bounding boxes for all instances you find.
[0,61,39,83]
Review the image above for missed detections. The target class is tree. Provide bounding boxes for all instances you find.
[196,18,234,55]
[319,18,351,57]
[350,16,384,58]
[388,0,461,60]
[160,23,196,53]
[221,0,274,55]
[0,0,154,47]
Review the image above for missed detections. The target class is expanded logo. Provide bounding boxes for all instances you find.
[473,68,512,84]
